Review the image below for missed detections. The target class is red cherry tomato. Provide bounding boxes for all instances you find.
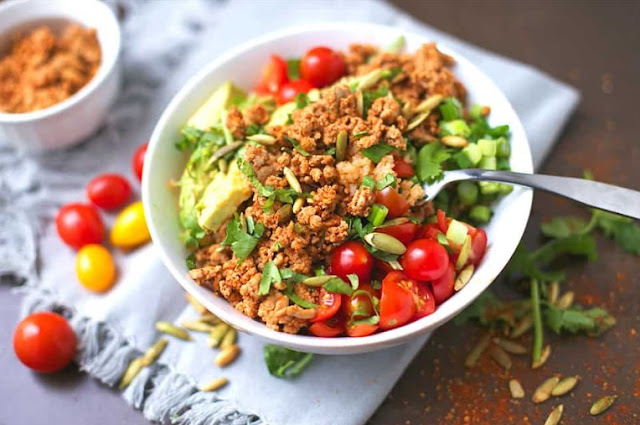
[55,203,105,250]
[86,174,132,210]
[393,158,415,178]
[416,223,441,241]
[345,321,378,337]
[132,143,148,182]
[409,281,436,320]
[400,239,449,281]
[342,283,378,320]
[300,46,346,88]
[375,187,409,219]
[377,221,418,246]
[330,241,374,283]
[469,228,488,266]
[437,209,448,233]
[255,54,288,94]
[432,260,455,305]
[13,312,76,373]
[310,289,342,323]
[309,314,344,337]
[276,80,314,105]
[379,271,416,330]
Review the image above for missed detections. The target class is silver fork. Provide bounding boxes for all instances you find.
[424,169,640,220]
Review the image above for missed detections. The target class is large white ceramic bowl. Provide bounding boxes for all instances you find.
[143,23,534,355]
[0,0,121,153]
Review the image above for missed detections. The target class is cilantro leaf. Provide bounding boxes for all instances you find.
[593,210,640,255]
[544,304,616,336]
[416,143,450,183]
[346,274,360,291]
[323,277,354,296]
[186,253,197,270]
[280,268,309,283]
[361,143,394,163]
[238,158,272,197]
[263,344,314,379]
[375,173,397,190]
[222,214,263,261]
[540,216,589,239]
[295,92,309,109]
[533,233,597,264]
[453,290,505,326]
[286,58,301,80]
[286,287,318,309]
[259,261,281,295]
[285,136,310,157]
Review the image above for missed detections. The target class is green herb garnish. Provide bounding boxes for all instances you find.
[259,261,281,295]
[263,344,314,379]
[286,58,301,80]
[222,214,264,261]
[375,173,397,190]
[416,142,450,183]
[361,143,394,163]
[285,136,310,157]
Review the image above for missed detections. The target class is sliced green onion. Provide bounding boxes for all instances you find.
[446,219,469,246]
[469,205,491,223]
[368,204,389,227]
[479,181,501,195]
[499,183,513,194]
[439,97,462,121]
[497,157,511,170]
[457,181,478,206]
[495,137,511,158]
[440,119,471,137]
[469,104,483,120]
[479,156,497,170]
[478,139,497,157]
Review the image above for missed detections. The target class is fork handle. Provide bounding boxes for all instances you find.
[458,169,640,220]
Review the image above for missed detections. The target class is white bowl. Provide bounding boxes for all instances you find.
[143,23,534,355]
[0,0,121,153]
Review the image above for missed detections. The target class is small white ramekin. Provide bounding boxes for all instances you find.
[0,0,121,153]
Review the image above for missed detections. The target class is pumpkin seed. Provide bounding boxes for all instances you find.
[493,337,527,355]
[532,344,551,369]
[551,376,579,397]
[217,159,228,173]
[119,357,144,389]
[199,313,222,325]
[388,260,403,270]
[356,91,364,116]
[533,376,560,403]
[141,338,168,367]
[377,217,409,228]
[441,136,468,148]
[364,232,406,255]
[406,111,430,132]
[207,141,243,166]
[543,404,564,425]
[414,94,443,114]
[511,314,533,338]
[247,134,276,145]
[509,379,525,399]
[356,69,384,91]
[220,328,237,349]
[215,344,240,367]
[454,264,474,291]
[181,320,215,333]
[590,395,617,415]
[185,292,207,314]
[292,197,305,214]
[556,291,575,309]
[208,323,230,348]
[302,275,337,287]
[200,377,228,392]
[336,131,348,162]
[402,101,414,120]
[155,321,191,340]
[547,281,560,305]
[489,345,512,370]
[276,204,293,222]
[465,333,490,368]
[283,167,302,193]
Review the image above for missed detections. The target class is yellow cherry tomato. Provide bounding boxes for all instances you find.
[76,244,116,292]
[110,201,151,249]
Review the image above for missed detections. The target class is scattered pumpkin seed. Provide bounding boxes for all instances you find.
[199,313,222,325]
[454,264,474,291]
[283,167,302,193]
[465,333,490,368]
[207,141,243,166]
[543,404,564,425]
[377,217,409,228]
[533,376,560,403]
[388,260,403,270]
[155,321,191,340]
[247,134,276,145]
[406,111,430,132]
[364,232,407,255]
[414,94,443,114]
[493,337,527,355]
[220,328,237,349]
[200,377,228,392]
[489,344,512,370]
[215,344,240,367]
[141,338,168,367]
[556,291,575,309]
[119,357,144,390]
[356,69,384,91]
[217,158,228,174]
[551,375,579,397]
[208,323,230,348]
[509,379,525,399]
[185,292,207,314]
[547,281,560,305]
[181,320,215,333]
[276,204,293,222]
[590,395,617,415]
[356,91,364,117]
[401,101,414,120]
[336,130,348,162]
[441,135,468,148]
[532,344,551,369]
[302,274,338,287]
[292,197,305,214]
[511,314,533,338]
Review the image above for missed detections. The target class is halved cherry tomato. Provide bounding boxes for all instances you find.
[132,143,148,182]
[379,271,416,330]
[255,54,288,94]
[469,228,488,266]
[432,260,455,305]
[55,203,105,250]
[342,283,377,320]
[417,223,440,241]
[409,281,436,320]
[309,314,344,337]
[393,158,415,178]
[300,46,346,88]
[13,312,76,373]
[87,174,132,210]
[376,187,409,219]
[345,321,378,337]
[377,221,418,246]
[437,209,448,233]
[310,289,342,323]
[400,239,449,281]
[276,80,314,105]
[330,241,373,283]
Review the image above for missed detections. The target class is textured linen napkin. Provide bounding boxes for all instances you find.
[0,1,579,425]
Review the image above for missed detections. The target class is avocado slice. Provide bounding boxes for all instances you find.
[187,81,246,130]
[267,102,296,127]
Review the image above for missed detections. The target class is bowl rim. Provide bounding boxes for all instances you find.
[143,22,534,354]
[0,0,121,122]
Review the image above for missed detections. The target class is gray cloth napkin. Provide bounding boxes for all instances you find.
[0,1,579,425]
